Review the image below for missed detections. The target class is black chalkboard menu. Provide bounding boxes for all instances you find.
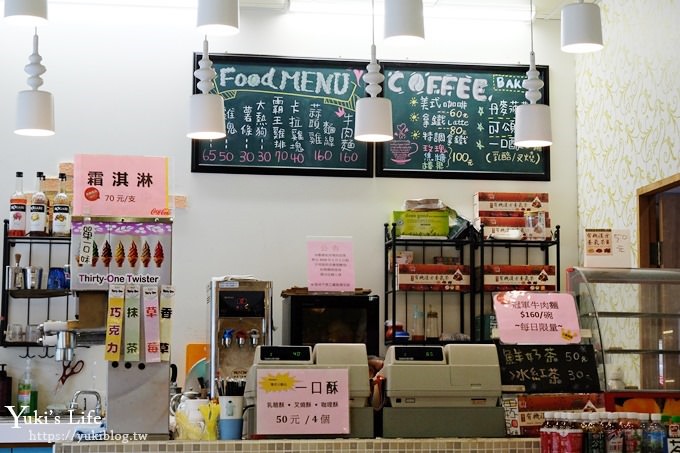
[377,61,550,181]
[190,54,372,177]
[497,344,600,393]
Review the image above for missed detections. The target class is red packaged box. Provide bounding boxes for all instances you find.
[397,263,470,292]
[480,265,556,291]
[502,393,605,436]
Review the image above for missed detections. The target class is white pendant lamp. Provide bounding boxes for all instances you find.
[384,0,425,44]
[15,31,54,137]
[4,0,47,26]
[514,0,551,148]
[355,0,393,143]
[187,38,226,140]
[197,0,239,36]
[561,0,603,53]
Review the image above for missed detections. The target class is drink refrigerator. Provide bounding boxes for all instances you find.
[209,276,272,398]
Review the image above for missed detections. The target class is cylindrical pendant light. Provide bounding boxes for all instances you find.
[15,31,54,137]
[4,0,47,26]
[515,103,551,148]
[197,0,240,36]
[355,96,393,143]
[188,38,226,140]
[384,0,425,44]
[561,1,603,53]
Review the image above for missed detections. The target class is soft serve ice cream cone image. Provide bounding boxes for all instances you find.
[114,241,125,267]
[128,240,138,267]
[154,241,164,268]
[141,241,151,267]
[102,240,112,267]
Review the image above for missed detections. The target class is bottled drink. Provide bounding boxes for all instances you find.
[605,411,624,452]
[425,304,440,340]
[51,173,71,237]
[559,412,584,453]
[541,411,556,453]
[645,413,667,453]
[552,412,566,453]
[622,412,642,453]
[27,171,48,236]
[8,171,27,237]
[584,412,605,453]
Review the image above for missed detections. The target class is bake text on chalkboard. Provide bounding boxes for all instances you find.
[191,54,372,177]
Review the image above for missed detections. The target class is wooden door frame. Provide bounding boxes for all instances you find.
[637,173,680,267]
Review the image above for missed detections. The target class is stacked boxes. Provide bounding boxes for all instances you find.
[397,263,471,292]
[473,192,551,240]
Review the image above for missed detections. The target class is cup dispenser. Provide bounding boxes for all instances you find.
[209,277,271,398]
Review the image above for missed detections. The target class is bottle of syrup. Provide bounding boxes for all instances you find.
[8,171,27,237]
[27,171,48,236]
[52,173,71,237]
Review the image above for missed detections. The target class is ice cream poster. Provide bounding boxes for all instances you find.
[70,220,172,290]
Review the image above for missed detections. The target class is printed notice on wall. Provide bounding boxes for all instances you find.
[306,236,355,293]
[493,291,581,345]
[583,228,631,268]
[256,368,349,436]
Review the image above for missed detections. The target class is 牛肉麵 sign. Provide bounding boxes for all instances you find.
[377,61,550,180]
[493,291,581,344]
[73,154,171,217]
[190,55,372,177]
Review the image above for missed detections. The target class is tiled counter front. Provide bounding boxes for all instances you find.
[56,438,540,452]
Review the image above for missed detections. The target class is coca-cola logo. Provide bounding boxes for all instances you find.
[150,208,171,216]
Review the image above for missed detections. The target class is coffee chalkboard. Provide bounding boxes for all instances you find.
[377,61,550,181]
[190,54,372,177]
[497,344,600,393]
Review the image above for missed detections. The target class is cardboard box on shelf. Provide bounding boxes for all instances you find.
[387,250,415,272]
[397,263,470,292]
[473,192,550,215]
[502,393,605,436]
[480,264,556,291]
[475,215,552,240]
[391,210,450,237]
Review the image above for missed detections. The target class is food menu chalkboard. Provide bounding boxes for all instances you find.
[191,55,372,177]
[377,61,550,181]
[497,344,600,393]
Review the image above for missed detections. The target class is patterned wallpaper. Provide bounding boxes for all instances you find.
[575,0,680,389]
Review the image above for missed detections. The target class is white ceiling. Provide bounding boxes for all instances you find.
[40,0,572,20]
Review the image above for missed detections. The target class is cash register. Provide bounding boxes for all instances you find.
[379,343,506,438]
[242,344,373,439]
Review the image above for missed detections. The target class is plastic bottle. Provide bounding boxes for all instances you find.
[584,412,605,453]
[540,411,556,453]
[552,412,566,453]
[8,171,28,237]
[604,411,624,452]
[645,413,668,453]
[16,358,36,414]
[559,412,584,453]
[27,171,48,236]
[622,412,642,453]
[410,305,425,342]
[51,172,71,237]
[0,363,12,416]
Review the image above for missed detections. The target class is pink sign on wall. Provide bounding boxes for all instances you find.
[73,154,170,217]
[255,368,349,436]
[493,291,581,345]
[306,236,355,292]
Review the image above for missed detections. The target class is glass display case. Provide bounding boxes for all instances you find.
[567,267,680,392]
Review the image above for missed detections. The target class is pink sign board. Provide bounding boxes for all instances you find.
[73,154,170,217]
[255,368,349,436]
[306,237,355,292]
[493,291,581,345]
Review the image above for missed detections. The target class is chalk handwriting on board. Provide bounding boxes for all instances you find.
[377,61,550,181]
[191,55,373,177]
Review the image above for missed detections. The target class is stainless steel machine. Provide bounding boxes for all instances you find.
[380,343,506,438]
[209,276,272,397]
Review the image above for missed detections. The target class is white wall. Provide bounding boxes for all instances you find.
[0,3,576,410]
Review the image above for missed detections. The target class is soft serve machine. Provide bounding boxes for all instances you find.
[209,276,272,397]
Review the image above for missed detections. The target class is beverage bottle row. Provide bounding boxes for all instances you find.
[540,410,679,453]
[8,171,71,237]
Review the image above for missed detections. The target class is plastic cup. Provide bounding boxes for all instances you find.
[218,418,242,440]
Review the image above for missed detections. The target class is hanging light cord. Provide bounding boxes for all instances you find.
[371,0,375,47]
[529,0,534,54]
